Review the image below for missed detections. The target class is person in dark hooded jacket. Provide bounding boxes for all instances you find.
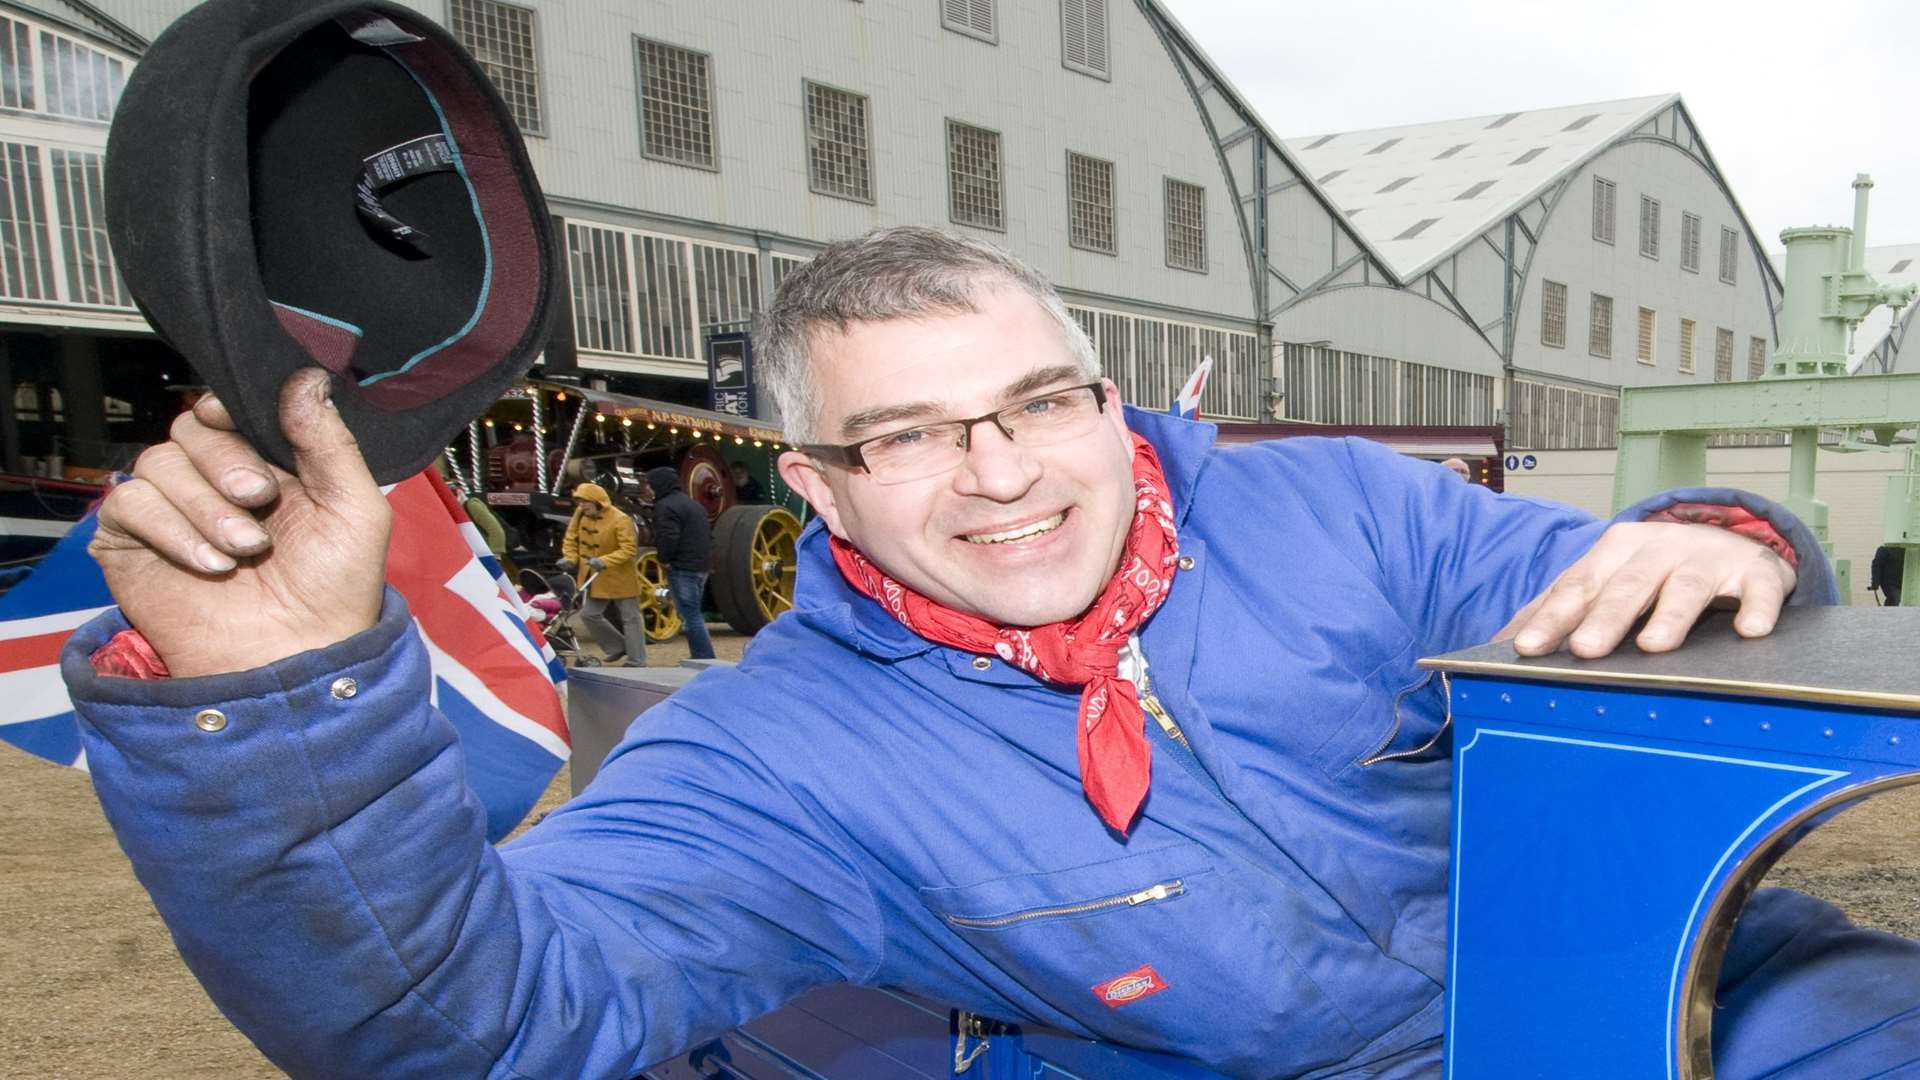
[647,465,715,659]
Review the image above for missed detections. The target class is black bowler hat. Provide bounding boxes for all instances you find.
[106,0,559,484]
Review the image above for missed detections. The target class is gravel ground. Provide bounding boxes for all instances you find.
[2,626,1915,1078]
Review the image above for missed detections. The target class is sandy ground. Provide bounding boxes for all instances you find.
[2,627,1916,1079]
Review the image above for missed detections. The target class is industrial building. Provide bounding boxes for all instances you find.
[1276,94,1784,449]
[0,0,1803,478]
[0,0,1376,477]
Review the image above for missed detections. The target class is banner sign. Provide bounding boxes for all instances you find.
[706,331,755,419]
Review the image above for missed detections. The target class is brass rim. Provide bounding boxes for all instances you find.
[749,508,802,622]
[635,549,681,643]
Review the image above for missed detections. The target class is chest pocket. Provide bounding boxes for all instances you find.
[917,842,1365,1078]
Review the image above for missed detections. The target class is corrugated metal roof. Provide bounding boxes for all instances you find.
[1283,94,1676,279]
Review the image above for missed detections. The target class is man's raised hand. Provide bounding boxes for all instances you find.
[89,369,391,677]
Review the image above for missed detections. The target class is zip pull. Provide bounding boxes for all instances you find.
[1125,879,1186,905]
[1139,682,1192,750]
[952,1010,991,1074]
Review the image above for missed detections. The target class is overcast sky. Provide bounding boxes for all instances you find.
[1158,0,1920,252]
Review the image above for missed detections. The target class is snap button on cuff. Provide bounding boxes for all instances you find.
[193,709,227,733]
[1177,555,1197,571]
[971,656,992,671]
[330,677,359,700]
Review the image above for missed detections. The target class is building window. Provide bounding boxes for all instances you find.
[637,39,716,169]
[1486,112,1520,129]
[1639,195,1661,259]
[0,17,33,111]
[1456,180,1496,200]
[634,233,696,360]
[449,0,542,135]
[1061,0,1109,78]
[1510,146,1547,166]
[1541,280,1567,348]
[1378,176,1414,194]
[804,82,872,202]
[1715,327,1735,382]
[1394,217,1439,240]
[1589,293,1613,358]
[1637,307,1657,365]
[946,120,1004,231]
[692,242,761,328]
[49,149,128,307]
[1165,178,1206,272]
[1067,152,1115,254]
[1678,318,1696,373]
[0,141,54,302]
[566,222,633,355]
[1435,143,1469,160]
[942,0,996,42]
[1680,212,1701,273]
[1749,336,1768,379]
[1367,137,1401,155]
[1719,226,1740,284]
[1593,176,1616,244]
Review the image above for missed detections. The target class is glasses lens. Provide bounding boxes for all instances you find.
[861,422,967,484]
[999,386,1102,446]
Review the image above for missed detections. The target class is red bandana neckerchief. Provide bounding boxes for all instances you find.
[829,434,1180,834]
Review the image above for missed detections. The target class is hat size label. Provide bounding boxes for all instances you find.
[355,134,456,252]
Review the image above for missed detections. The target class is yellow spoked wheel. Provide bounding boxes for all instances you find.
[635,549,682,643]
[711,505,802,634]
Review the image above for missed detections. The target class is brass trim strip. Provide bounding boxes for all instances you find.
[1675,773,1920,1078]
[1416,657,1920,713]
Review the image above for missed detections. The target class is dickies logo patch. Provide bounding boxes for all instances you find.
[1092,964,1169,1008]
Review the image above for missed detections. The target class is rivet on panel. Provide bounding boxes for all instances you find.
[330,677,359,700]
[193,709,227,733]
[971,656,992,671]
[1177,555,1196,571]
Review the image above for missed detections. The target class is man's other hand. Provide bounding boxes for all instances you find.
[1496,521,1797,658]
[89,369,391,677]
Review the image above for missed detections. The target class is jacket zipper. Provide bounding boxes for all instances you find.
[1139,675,1193,754]
[946,879,1186,929]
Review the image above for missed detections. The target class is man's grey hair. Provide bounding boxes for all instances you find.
[755,226,1100,443]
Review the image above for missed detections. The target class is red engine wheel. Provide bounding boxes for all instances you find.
[678,444,735,521]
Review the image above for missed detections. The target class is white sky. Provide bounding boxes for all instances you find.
[1158,0,1920,250]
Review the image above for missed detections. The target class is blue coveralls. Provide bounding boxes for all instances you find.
[64,409,1920,1079]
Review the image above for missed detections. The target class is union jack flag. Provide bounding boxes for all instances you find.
[1169,355,1214,421]
[0,469,568,842]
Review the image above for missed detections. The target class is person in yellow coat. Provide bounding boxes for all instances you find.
[556,482,646,665]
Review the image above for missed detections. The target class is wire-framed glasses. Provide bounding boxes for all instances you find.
[800,382,1109,485]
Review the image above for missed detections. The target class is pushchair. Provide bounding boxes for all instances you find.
[519,566,604,667]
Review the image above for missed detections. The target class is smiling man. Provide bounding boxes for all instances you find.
[67,227,1920,1078]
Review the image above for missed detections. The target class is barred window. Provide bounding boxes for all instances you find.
[1678,318,1696,373]
[946,120,1004,231]
[0,17,32,111]
[1589,293,1613,358]
[1715,327,1734,382]
[1061,0,1108,78]
[1067,152,1115,254]
[1165,178,1206,272]
[1637,307,1657,365]
[1680,212,1701,272]
[449,0,542,135]
[1639,195,1661,259]
[942,0,996,42]
[49,149,128,307]
[804,82,871,202]
[566,223,634,355]
[0,142,54,302]
[1593,176,1616,244]
[635,233,696,359]
[771,254,809,299]
[1719,226,1740,284]
[692,242,760,328]
[1541,280,1567,348]
[1749,336,1768,379]
[39,31,124,121]
[636,38,715,169]
[1280,343,1495,427]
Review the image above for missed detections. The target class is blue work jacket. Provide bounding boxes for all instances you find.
[63,408,1832,1080]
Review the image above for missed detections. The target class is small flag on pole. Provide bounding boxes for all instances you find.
[1170,355,1214,420]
